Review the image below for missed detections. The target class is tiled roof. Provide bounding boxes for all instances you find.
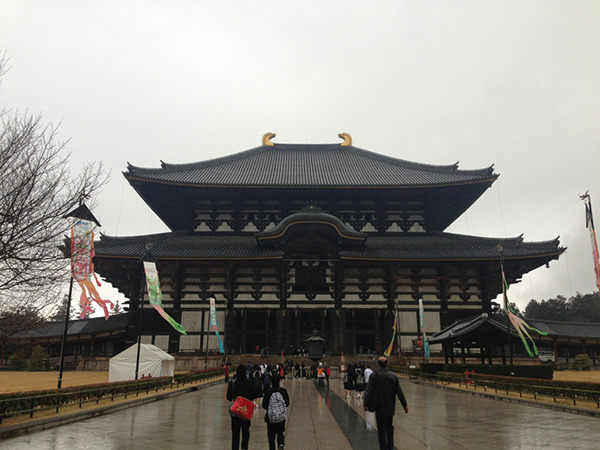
[428,313,519,344]
[341,233,563,261]
[527,319,600,339]
[125,143,496,187]
[96,232,283,259]
[13,315,128,339]
[95,231,562,262]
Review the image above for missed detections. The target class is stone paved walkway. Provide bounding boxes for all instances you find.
[2,376,600,449]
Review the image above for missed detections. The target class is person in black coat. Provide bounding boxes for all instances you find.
[363,356,409,450]
[227,364,259,450]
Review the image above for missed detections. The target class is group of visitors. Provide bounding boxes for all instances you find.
[343,361,373,398]
[227,363,290,450]
[226,356,408,450]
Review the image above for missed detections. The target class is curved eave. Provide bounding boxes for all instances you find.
[124,173,498,190]
[339,250,564,262]
[257,213,367,245]
[94,254,284,261]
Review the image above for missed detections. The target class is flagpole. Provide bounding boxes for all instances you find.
[57,277,74,389]
[498,245,514,366]
[59,202,101,389]
[135,246,153,380]
[581,192,600,296]
[395,298,401,358]
[135,271,145,380]
[204,292,212,370]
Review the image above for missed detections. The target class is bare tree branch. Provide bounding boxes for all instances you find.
[0,54,109,324]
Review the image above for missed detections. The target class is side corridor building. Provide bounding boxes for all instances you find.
[93,133,564,356]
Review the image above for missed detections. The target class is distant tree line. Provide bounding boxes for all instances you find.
[523,292,600,323]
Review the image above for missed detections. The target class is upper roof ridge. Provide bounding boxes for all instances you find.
[126,141,494,178]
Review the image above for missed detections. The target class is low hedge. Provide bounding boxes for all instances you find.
[421,363,553,380]
[0,368,221,419]
[434,371,600,402]
[391,366,422,377]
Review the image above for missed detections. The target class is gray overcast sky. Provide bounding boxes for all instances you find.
[2,1,599,312]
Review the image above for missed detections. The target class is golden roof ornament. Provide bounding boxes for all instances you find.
[262,132,276,146]
[338,132,352,146]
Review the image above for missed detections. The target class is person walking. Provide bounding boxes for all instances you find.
[227,364,259,450]
[224,364,230,383]
[262,374,290,450]
[355,367,365,398]
[316,362,325,386]
[325,364,331,386]
[344,363,356,398]
[364,364,373,384]
[363,356,409,450]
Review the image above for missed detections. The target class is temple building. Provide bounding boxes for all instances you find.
[93,132,564,356]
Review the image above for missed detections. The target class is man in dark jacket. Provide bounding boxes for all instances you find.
[227,364,259,450]
[363,356,409,450]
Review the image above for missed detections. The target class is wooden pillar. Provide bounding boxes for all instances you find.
[225,310,237,354]
[168,262,183,354]
[339,310,347,354]
[125,266,144,349]
[461,343,466,365]
[331,310,340,354]
[320,310,326,354]
[295,311,301,351]
[279,264,288,310]
[241,310,247,353]
[334,262,343,310]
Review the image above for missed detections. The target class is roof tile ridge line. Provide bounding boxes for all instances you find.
[518,236,562,248]
[99,229,189,243]
[526,318,600,326]
[431,231,523,244]
[346,145,495,176]
[126,145,271,174]
[434,231,561,248]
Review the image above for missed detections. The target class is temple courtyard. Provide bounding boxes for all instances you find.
[2,375,600,450]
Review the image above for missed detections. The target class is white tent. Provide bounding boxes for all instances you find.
[109,343,175,382]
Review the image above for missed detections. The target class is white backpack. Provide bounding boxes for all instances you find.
[267,391,286,423]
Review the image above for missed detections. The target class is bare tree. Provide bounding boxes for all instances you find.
[0,53,108,324]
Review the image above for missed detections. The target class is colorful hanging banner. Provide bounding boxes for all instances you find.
[383,316,396,357]
[209,297,225,354]
[419,298,430,357]
[143,261,186,335]
[71,220,113,320]
[582,194,600,292]
[502,269,547,357]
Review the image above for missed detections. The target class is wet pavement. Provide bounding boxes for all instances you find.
[2,376,599,449]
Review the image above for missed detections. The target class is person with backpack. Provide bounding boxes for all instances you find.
[355,367,365,398]
[262,374,290,450]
